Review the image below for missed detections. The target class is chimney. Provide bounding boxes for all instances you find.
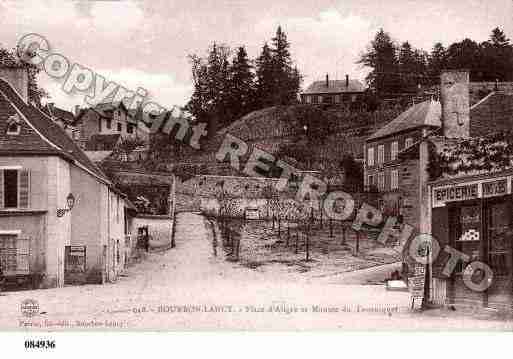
[0,66,29,102]
[346,74,349,88]
[74,104,80,116]
[441,70,470,138]
[326,74,329,88]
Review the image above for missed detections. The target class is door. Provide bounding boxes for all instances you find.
[485,200,513,309]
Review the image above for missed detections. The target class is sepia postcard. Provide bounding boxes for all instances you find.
[0,0,513,343]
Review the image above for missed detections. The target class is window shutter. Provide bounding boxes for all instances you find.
[18,169,30,209]
[0,170,3,209]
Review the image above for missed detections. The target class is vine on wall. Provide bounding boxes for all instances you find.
[428,131,513,181]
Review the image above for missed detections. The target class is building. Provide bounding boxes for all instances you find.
[0,66,137,288]
[300,74,365,105]
[75,101,149,149]
[425,71,513,310]
[40,102,81,142]
[364,99,441,229]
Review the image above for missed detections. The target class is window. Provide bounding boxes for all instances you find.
[6,114,21,135]
[318,95,323,103]
[117,123,122,132]
[334,95,340,103]
[6,122,20,135]
[377,145,384,165]
[378,171,385,191]
[106,118,112,129]
[127,124,134,134]
[367,147,375,167]
[0,169,30,209]
[391,169,399,190]
[367,175,374,187]
[312,96,318,104]
[405,137,413,149]
[391,141,398,161]
[451,205,481,273]
[306,96,311,104]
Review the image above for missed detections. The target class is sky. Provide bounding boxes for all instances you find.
[0,0,511,111]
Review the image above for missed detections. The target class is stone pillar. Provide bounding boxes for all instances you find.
[441,70,470,138]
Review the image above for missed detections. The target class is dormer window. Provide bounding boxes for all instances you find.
[6,114,21,135]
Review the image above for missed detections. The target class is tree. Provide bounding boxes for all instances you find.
[428,42,447,83]
[0,47,48,105]
[358,29,400,95]
[227,46,256,121]
[480,27,513,81]
[445,38,484,81]
[255,42,275,108]
[270,26,302,105]
[185,43,231,136]
[340,154,363,192]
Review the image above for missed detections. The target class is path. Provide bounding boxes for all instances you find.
[0,213,511,330]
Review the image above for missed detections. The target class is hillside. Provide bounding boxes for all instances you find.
[171,104,403,177]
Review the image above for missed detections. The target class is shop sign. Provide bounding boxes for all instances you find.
[482,179,507,198]
[433,183,478,207]
[70,245,86,256]
[245,208,260,220]
[433,177,511,207]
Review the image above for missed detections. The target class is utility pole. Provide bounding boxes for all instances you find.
[170,174,176,248]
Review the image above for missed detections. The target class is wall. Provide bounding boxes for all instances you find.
[469,82,513,105]
[470,93,513,137]
[441,70,470,138]
[44,157,71,287]
[69,164,104,282]
[365,128,423,189]
[79,110,100,145]
[399,157,421,231]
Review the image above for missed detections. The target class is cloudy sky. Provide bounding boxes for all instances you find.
[0,0,511,111]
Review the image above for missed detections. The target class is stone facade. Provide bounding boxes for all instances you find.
[441,70,470,138]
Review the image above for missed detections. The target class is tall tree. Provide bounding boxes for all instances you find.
[481,27,513,81]
[428,42,447,83]
[445,38,484,81]
[255,42,275,108]
[270,26,301,105]
[228,46,256,121]
[185,43,231,135]
[358,28,400,95]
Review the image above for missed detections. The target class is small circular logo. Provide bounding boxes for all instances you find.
[20,299,39,317]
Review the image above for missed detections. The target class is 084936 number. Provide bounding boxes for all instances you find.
[24,340,56,349]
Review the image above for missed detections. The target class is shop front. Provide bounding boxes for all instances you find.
[429,171,513,310]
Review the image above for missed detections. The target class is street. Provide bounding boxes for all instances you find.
[1,213,512,331]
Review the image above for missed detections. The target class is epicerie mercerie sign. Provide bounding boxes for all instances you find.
[432,178,509,208]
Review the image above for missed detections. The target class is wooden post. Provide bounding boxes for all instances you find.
[342,225,346,245]
[287,215,290,246]
[355,230,360,255]
[329,218,333,238]
[295,232,299,254]
[170,174,176,248]
[306,229,310,261]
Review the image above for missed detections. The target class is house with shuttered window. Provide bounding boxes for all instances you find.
[0,65,136,289]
